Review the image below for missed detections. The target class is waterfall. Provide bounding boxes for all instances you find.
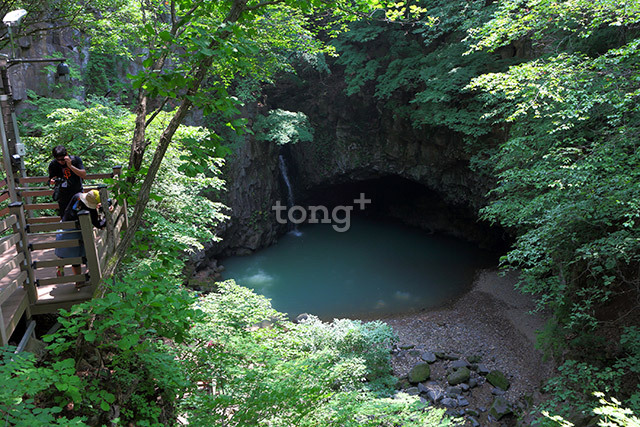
[278,154,302,236]
[278,155,295,208]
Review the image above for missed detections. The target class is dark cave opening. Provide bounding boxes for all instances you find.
[295,175,508,252]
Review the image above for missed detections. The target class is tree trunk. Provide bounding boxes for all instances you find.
[128,89,148,175]
[99,0,250,286]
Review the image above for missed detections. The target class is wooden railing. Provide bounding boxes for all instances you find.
[0,167,127,345]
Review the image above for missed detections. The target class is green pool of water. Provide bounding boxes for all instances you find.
[222,218,496,319]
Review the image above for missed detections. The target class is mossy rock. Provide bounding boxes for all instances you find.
[467,355,482,364]
[447,367,470,385]
[489,396,512,420]
[486,370,510,391]
[408,362,431,383]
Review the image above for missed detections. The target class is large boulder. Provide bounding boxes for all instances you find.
[421,351,437,363]
[408,362,431,383]
[486,370,510,391]
[447,367,470,385]
[489,396,512,420]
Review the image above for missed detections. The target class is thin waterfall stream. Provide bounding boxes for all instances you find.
[278,154,294,208]
[278,154,301,236]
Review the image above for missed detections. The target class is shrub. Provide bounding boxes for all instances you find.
[181,280,454,426]
[0,348,86,426]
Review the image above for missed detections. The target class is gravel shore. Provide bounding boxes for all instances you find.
[375,269,557,424]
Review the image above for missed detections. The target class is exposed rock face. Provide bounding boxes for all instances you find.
[4,26,89,104]
[265,65,492,206]
[215,136,284,256]
[210,64,502,258]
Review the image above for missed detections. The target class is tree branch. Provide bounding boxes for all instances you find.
[246,0,284,11]
[172,1,205,36]
[145,97,170,127]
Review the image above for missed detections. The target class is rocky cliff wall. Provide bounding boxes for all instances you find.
[3,26,88,104]
[208,65,501,260]
[265,64,492,208]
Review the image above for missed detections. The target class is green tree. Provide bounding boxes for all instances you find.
[66,0,385,282]
[464,0,640,417]
[332,0,511,138]
[467,0,640,333]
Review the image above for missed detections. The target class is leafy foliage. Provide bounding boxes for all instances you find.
[465,0,640,416]
[467,2,640,332]
[181,280,454,426]
[7,1,460,426]
[5,277,454,425]
[253,109,314,145]
[12,0,640,424]
[0,349,86,426]
[332,0,512,137]
[18,96,228,256]
[135,118,228,254]
[38,271,195,424]
[466,0,640,54]
[299,391,457,427]
[0,1,141,52]
[18,90,85,137]
[21,97,131,174]
[536,326,640,419]
[84,52,134,101]
[593,392,640,427]
[543,392,640,427]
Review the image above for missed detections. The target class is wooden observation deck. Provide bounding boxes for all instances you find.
[0,167,128,346]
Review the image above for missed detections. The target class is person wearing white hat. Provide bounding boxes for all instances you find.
[55,189,107,288]
[78,189,101,210]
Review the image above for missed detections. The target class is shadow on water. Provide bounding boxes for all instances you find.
[221,217,498,321]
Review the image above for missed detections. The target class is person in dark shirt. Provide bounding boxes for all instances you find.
[48,145,87,217]
[55,190,106,288]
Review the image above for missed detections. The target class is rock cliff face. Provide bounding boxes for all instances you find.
[4,27,88,104]
[211,66,502,258]
[270,70,486,208]
[215,135,284,256]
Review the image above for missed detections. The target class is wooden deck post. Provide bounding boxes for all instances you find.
[0,99,17,202]
[97,185,115,255]
[78,210,101,287]
[9,201,37,304]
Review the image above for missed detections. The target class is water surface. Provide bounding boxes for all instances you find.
[222,218,495,319]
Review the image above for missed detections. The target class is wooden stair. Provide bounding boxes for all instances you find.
[0,168,127,345]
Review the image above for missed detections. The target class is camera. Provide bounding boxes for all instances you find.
[51,177,64,201]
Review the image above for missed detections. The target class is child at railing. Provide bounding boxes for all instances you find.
[55,189,107,289]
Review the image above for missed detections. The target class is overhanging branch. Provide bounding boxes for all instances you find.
[246,0,284,11]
